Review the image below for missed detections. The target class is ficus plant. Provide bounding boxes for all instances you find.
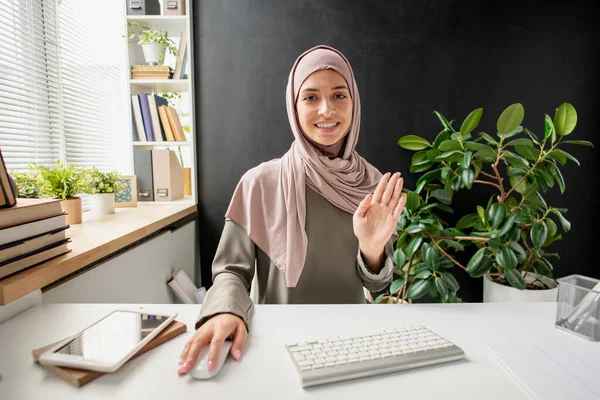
[375,103,593,304]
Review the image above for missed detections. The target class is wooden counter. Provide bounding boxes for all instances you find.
[0,203,197,305]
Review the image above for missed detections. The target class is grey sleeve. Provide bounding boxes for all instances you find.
[195,220,255,331]
[356,238,394,292]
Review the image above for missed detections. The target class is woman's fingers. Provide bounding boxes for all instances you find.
[178,329,211,375]
[207,332,228,371]
[381,172,400,206]
[372,172,390,204]
[355,193,373,219]
[393,193,408,219]
[230,320,248,361]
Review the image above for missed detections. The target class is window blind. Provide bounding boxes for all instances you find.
[0,0,62,171]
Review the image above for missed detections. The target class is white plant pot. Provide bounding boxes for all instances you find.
[141,43,165,66]
[483,272,558,303]
[90,193,115,215]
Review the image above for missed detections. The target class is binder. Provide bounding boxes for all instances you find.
[151,149,183,201]
[126,0,160,15]
[137,93,155,141]
[133,150,154,201]
[162,0,186,16]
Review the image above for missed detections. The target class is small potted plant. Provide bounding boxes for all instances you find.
[86,167,125,215]
[10,171,43,198]
[33,161,88,224]
[127,22,178,66]
[383,102,593,304]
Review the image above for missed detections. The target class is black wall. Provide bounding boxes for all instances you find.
[193,0,599,301]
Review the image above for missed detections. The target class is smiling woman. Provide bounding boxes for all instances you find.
[296,69,353,147]
[177,45,407,377]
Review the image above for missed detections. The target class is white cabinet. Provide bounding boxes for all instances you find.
[43,220,199,304]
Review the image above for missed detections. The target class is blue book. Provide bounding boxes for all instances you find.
[138,93,155,141]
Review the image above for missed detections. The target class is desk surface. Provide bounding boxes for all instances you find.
[1,302,597,400]
[0,203,197,305]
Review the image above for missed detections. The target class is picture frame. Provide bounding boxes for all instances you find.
[115,175,137,207]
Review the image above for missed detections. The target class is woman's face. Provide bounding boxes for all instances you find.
[296,69,352,146]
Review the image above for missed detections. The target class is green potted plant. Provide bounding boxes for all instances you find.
[127,22,177,66]
[10,171,42,199]
[377,103,592,304]
[33,161,88,224]
[86,167,125,215]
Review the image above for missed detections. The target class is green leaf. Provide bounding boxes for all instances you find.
[551,209,571,232]
[390,278,406,295]
[438,140,463,151]
[562,139,594,148]
[476,205,487,225]
[544,114,556,143]
[460,151,473,169]
[506,138,534,147]
[509,175,527,194]
[554,103,577,136]
[509,241,527,262]
[515,145,541,161]
[503,151,530,168]
[502,126,524,139]
[405,223,426,234]
[497,213,517,237]
[435,150,462,161]
[439,272,460,291]
[410,161,435,173]
[406,236,423,258]
[523,128,541,145]
[443,240,464,252]
[433,111,453,131]
[405,279,431,300]
[461,168,475,189]
[435,203,454,213]
[547,163,565,193]
[464,142,489,151]
[470,255,493,277]
[497,247,517,270]
[430,189,452,205]
[497,103,524,135]
[432,130,450,149]
[393,248,406,268]
[546,218,557,236]
[479,132,498,145]
[474,147,497,162]
[507,167,528,177]
[434,277,449,296]
[466,247,486,273]
[440,167,453,180]
[414,270,432,279]
[398,135,431,151]
[425,246,439,271]
[530,222,548,248]
[547,150,567,165]
[405,191,420,211]
[411,150,428,165]
[456,213,480,229]
[504,269,526,290]
[426,149,441,162]
[555,149,580,166]
[415,169,442,193]
[395,231,408,248]
[460,108,483,136]
[488,203,506,228]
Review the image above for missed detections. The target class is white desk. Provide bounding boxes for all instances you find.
[1,302,597,400]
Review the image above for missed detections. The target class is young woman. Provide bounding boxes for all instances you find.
[178,45,406,375]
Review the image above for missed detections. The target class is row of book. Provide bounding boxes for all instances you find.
[131,93,187,142]
[132,65,171,80]
[0,198,71,280]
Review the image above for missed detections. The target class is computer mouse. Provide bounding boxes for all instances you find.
[190,340,233,380]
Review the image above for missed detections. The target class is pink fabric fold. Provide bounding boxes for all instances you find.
[225,45,383,287]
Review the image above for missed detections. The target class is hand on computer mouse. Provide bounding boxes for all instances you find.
[178,313,247,375]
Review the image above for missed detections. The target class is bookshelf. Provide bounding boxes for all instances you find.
[124,0,196,205]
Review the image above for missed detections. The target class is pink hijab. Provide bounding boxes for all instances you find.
[225,45,383,287]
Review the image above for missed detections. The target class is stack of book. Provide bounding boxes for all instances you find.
[131,93,186,142]
[0,198,72,280]
[131,65,171,80]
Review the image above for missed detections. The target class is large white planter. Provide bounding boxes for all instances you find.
[141,43,165,66]
[90,193,115,215]
[483,272,558,303]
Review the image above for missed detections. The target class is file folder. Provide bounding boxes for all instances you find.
[127,0,160,15]
[151,149,183,201]
[162,0,186,16]
[133,150,154,201]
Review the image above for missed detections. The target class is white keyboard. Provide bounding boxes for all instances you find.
[286,326,465,388]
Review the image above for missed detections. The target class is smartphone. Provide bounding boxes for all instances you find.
[38,309,177,373]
